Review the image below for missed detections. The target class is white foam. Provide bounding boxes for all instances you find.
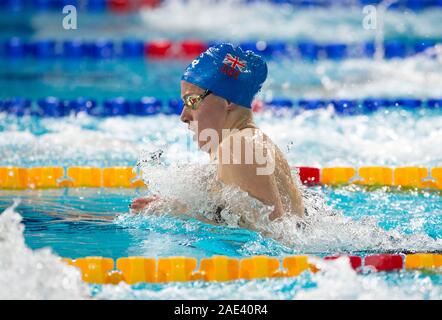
[258,108,442,167]
[95,278,290,300]
[264,46,442,99]
[135,152,442,254]
[0,200,89,299]
[294,257,441,299]
[3,105,440,167]
[140,0,442,42]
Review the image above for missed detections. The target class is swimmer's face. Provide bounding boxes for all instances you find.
[180,81,228,151]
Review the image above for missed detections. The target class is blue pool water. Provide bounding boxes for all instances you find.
[1,185,441,299]
[0,0,441,299]
[0,187,439,259]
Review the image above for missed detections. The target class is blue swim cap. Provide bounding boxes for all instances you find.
[181,43,268,108]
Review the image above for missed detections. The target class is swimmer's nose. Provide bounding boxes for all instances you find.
[180,107,192,124]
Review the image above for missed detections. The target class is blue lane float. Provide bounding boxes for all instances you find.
[33,0,56,11]
[121,39,145,58]
[86,0,107,11]
[167,99,185,115]
[103,97,129,116]
[266,98,294,109]
[384,41,408,59]
[394,98,423,108]
[362,98,391,112]
[63,40,86,58]
[324,44,348,60]
[68,97,97,114]
[330,100,362,115]
[297,42,321,60]
[1,97,32,116]
[32,39,57,58]
[89,40,115,59]
[414,40,437,53]
[37,97,69,117]
[1,38,441,60]
[3,37,26,58]
[130,97,162,116]
[427,99,442,108]
[1,97,440,117]
[298,99,327,110]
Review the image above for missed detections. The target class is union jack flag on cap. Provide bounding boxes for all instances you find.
[223,53,247,72]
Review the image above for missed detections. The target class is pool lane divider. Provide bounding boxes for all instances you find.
[0,166,441,191]
[0,166,145,189]
[1,97,441,117]
[61,254,442,285]
[0,0,160,13]
[2,0,442,14]
[2,38,441,60]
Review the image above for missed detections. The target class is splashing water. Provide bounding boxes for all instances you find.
[135,149,442,254]
[294,257,441,300]
[1,193,440,300]
[136,150,275,228]
[0,200,89,299]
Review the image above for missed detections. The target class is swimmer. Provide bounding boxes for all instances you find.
[131,43,305,224]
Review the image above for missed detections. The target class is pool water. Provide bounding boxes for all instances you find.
[1,52,442,100]
[1,187,439,259]
[1,185,441,299]
[0,0,441,299]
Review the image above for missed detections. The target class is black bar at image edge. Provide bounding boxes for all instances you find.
[1,300,440,318]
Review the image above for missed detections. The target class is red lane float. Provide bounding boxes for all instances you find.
[140,0,161,8]
[180,40,207,58]
[109,0,131,12]
[324,255,362,270]
[145,40,173,58]
[296,167,321,186]
[109,0,160,11]
[144,40,206,59]
[364,254,404,271]
[252,100,264,112]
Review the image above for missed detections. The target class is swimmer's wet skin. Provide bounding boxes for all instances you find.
[131,43,305,225]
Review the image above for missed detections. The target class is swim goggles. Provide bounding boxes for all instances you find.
[182,89,212,110]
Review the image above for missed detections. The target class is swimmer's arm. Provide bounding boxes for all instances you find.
[130,196,187,215]
[130,196,221,225]
[130,196,160,211]
[217,162,284,221]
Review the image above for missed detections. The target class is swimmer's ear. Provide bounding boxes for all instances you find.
[225,99,238,112]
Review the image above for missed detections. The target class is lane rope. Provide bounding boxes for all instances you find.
[2,38,441,60]
[1,97,441,117]
[2,0,442,13]
[60,253,442,284]
[0,166,441,191]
